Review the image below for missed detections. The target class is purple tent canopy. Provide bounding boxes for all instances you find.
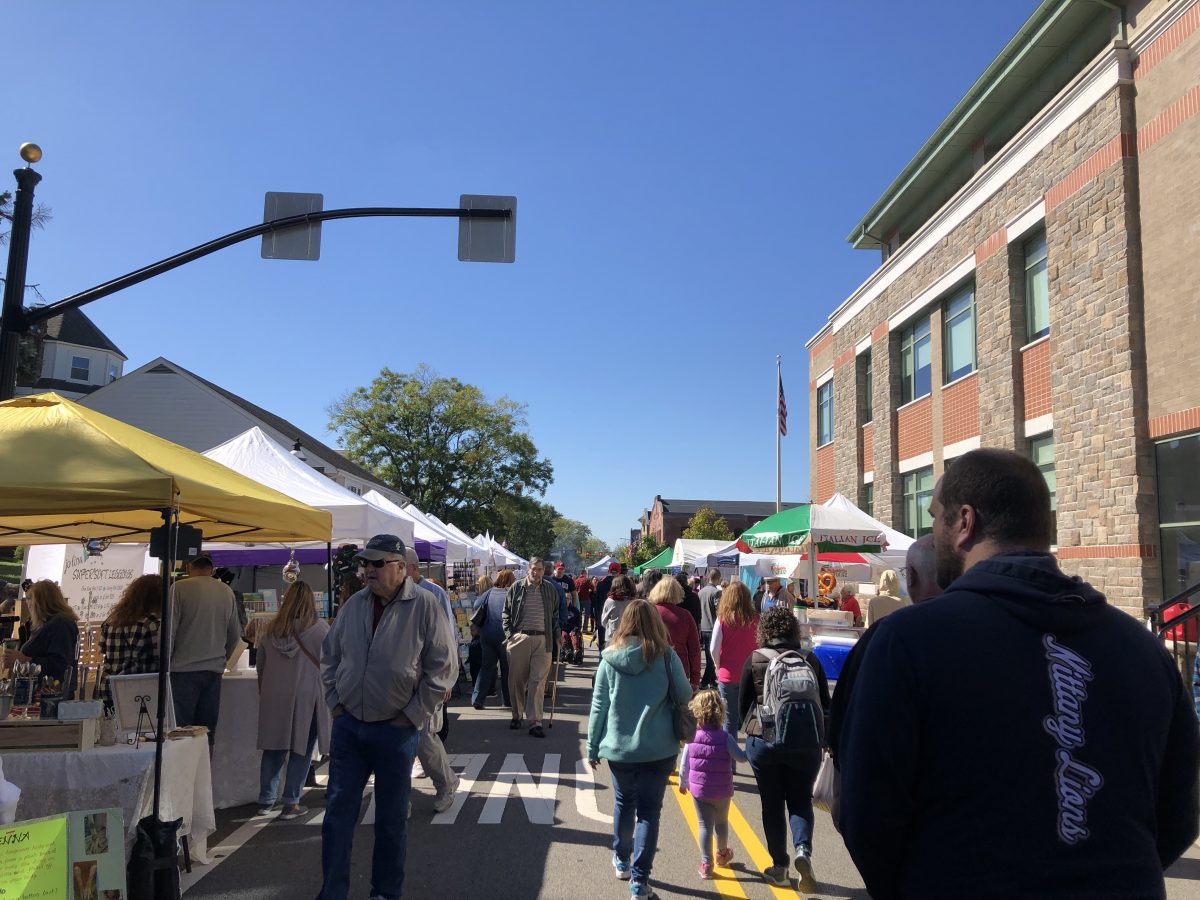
[209,538,436,568]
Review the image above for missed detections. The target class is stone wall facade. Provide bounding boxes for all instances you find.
[806,3,1200,614]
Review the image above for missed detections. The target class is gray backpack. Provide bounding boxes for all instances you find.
[755,647,824,751]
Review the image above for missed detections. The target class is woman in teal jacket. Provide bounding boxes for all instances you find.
[588,599,694,900]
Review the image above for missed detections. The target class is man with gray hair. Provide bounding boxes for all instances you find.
[502,557,561,738]
[904,534,939,605]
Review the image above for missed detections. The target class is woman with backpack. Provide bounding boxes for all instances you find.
[738,606,831,890]
[709,581,759,744]
[588,599,694,900]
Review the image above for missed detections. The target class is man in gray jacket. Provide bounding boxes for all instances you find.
[319,534,457,900]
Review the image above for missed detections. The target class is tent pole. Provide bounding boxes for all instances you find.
[153,507,176,823]
[326,542,334,617]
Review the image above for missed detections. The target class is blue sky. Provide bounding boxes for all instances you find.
[9,1,1037,547]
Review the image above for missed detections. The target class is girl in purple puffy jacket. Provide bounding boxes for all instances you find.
[678,689,748,879]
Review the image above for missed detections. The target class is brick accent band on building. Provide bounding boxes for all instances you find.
[1149,406,1200,439]
[974,227,1008,265]
[1045,132,1137,210]
[1138,84,1200,155]
[1056,544,1159,560]
[1134,3,1200,80]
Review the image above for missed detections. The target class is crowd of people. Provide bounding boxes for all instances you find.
[4,449,1198,899]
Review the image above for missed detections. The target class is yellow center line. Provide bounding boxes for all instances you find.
[725,788,802,900]
[666,774,748,898]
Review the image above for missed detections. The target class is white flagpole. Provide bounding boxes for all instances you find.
[776,355,782,513]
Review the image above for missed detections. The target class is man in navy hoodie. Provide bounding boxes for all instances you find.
[839,448,1199,899]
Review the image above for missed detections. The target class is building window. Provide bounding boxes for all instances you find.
[902,466,934,538]
[860,352,873,424]
[1024,230,1050,342]
[863,482,874,519]
[70,356,90,381]
[1157,433,1200,600]
[943,283,976,383]
[1030,434,1057,539]
[817,381,833,446]
[900,316,932,405]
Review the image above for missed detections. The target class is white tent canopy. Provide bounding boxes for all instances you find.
[586,555,617,577]
[203,427,414,547]
[670,539,735,569]
[821,492,912,581]
[404,505,489,564]
[474,533,526,568]
[362,490,473,562]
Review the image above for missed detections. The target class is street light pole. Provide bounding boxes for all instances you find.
[0,145,43,402]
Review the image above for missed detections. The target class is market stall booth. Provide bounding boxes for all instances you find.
[585,555,617,578]
[0,393,331,882]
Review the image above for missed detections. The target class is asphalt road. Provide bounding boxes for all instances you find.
[180,644,1200,900]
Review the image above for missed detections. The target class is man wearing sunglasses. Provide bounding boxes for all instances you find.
[318,534,458,900]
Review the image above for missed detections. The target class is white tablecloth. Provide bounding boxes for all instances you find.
[211,674,261,809]
[1,733,217,862]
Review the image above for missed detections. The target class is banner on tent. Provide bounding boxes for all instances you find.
[25,543,160,623]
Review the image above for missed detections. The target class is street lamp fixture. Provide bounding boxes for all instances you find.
[290,439,308,463]
[18,143,41,164]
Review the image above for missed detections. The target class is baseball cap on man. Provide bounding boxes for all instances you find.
[608,562,621,573]
[355,534,408,561]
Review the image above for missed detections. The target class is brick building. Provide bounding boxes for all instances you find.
[640,497,801,547]
[806,0,1200,615]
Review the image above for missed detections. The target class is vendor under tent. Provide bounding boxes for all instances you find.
[632,546,673,574]
[363,490,463,562]
[586,555,617,577]
[0,393,331,872]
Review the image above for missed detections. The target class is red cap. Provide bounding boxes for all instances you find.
[608,562,621,573]
[554,561,565,570]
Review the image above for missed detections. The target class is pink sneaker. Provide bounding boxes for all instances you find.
[716,848,734,868]
[698,861,713,880]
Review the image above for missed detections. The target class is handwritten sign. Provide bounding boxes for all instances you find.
[0,814,68,898]
[25,543,158,624]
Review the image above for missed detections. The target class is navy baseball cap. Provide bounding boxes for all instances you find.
[355,534,407,561]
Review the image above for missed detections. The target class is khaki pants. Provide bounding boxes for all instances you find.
[417,708,455,795]
[506,633,552,723]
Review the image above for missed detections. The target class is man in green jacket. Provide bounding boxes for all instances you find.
[502,557,561,738]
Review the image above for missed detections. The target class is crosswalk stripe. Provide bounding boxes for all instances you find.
[433,753,489,825]
[574,758,613,824]
[725,792,801,899]
[666,774,748,898]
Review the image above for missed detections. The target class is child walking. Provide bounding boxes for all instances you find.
[678,688,748,879]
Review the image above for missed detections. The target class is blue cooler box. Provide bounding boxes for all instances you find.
[812,641,853,681]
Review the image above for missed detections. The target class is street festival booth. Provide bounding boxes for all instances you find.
[0,394,330,892]
[736,503,888,682]
[362,489,466,563]
[585,555,617,577]
[669,538,733,570]
[474,533,527,570]
[200,427,416,808]
[632,546,674,575]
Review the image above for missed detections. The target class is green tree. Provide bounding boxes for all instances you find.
[493,496,559,561]
[681,506,734,541]
[328,364,553,535]
[617,533,666,567]
[580,536,610,564]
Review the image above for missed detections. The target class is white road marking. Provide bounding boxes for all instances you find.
[433,753,490,825]
[574,757,612,824]
[479,752,561,825]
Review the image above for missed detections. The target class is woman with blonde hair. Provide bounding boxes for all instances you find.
[3,580,79,685]
[99,575,163,708]
[471,568,514,709]
[589,599,694,898]
[648,577,702,689]
[709,581,760,745]
[256,580,331,819]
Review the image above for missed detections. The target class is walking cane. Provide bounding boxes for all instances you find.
[547,660,560,729]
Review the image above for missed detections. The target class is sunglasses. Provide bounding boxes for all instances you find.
[359,558,401,569]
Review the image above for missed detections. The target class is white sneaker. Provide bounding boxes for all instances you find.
[412,759,427,779]
[432,775,460,813]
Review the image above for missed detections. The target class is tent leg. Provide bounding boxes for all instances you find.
[326,542,334,617]
[153,508,176,823]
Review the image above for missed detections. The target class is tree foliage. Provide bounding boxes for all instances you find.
[681,506,734,541]
[328,364,553,538]
[616,532,666,567]
[550,519,609,572]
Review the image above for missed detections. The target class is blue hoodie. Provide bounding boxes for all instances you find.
[839,551,1200,900]
[588,639,693,764]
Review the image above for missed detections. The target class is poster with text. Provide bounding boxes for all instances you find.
[67,807,126,900]
[0,814,69,899]
[25,543,159,624]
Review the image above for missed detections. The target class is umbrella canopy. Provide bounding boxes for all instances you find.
[632,546,673,574]
[735,503,887,553]
[0,394,331,546]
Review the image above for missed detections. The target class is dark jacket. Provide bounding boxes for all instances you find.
[839,551,1200,900]
[737,637,830,737]
[826,622,878,766]
[22,613,79,684]
[502,578,562,653]
[680,589,702,630]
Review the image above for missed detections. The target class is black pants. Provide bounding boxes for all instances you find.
[700,631,716,687]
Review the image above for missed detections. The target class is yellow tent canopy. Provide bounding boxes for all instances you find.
[0,392,332,546]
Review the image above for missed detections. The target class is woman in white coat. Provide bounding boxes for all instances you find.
[256,580,331,819]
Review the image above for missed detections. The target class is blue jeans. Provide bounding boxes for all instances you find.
[717,680,741,743]
[610,756,675,887]
[259,715,319,806]
[319,713,420,900]
[745,736,823,867]
[693,796,731,863]
[472,634,510,706]
[170,670,222,746]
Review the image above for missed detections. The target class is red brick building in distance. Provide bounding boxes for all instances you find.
[640,497,801,548]
[806,0,1200,615]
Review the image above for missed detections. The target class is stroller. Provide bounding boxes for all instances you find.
[562,602,584,665]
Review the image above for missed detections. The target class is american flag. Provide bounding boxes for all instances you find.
[778,370,788,437]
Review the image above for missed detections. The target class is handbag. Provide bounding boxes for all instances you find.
[663,653,697,744]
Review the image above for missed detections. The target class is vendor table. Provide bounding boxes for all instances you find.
[1,732,216,862]
[211,673,262,809]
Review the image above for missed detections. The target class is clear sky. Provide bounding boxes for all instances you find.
[9,1,1038,547]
